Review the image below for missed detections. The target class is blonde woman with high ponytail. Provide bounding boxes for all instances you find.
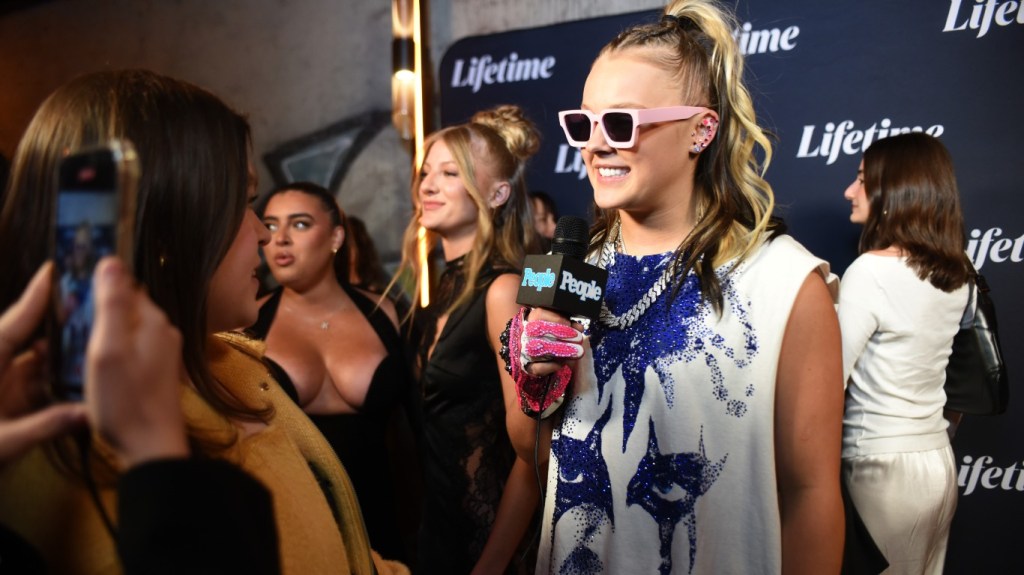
[508,1,845,572]
[392,105,543,573]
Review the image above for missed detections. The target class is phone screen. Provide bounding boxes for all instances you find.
[52,155,123,399]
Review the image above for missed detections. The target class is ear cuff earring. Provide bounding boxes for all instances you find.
[692,117,719,153]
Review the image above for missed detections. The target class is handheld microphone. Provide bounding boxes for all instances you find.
[517,216,608,319]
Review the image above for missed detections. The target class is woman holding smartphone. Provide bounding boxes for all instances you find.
[0,258,281,574]
[0,69,405,575]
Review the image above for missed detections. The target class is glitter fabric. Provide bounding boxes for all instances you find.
[626,421,726,575]
[541,236,833,575]
[590,251,760,451]
[552,403,614,525]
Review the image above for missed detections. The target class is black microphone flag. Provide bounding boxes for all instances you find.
[516,216,608,320]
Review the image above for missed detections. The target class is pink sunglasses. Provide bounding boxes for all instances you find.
[558,106,710,149]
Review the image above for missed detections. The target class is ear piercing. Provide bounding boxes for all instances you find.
[692,117,719,153]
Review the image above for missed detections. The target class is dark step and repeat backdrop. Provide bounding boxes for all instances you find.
[438,1,1023,571]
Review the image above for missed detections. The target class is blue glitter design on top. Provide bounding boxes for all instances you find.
[551,402,614,575]
[627,421,726,574]
[591,252,759,450]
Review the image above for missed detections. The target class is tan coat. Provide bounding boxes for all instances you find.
[0,332,408,575]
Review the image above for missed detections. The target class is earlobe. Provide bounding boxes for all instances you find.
[691,112,720,154]
[490,181,511,208]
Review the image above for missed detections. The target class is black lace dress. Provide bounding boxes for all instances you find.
[416,257,517,574]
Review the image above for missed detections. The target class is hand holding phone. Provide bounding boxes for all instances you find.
[50,140,138,400]
[0,263,88,463]
[85,257,188,466]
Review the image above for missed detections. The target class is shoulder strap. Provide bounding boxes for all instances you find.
[342,284,401,350]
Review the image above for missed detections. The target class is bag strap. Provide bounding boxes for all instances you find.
[958,274,976,327]
[975,272,991,295]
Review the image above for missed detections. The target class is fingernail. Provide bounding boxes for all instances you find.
[99,257,124,281]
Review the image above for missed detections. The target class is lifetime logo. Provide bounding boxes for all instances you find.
[560,271,602,302]
[944,0,1024,38]
[732,22,800,56]
[795,118,945,165]
[449,52,556,94]
[522,267,556,291]
[553,144,588,180]
[959,455,1024,496]
[967,227,1024,270]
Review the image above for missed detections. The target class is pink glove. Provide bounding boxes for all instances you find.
[500,307,583,418]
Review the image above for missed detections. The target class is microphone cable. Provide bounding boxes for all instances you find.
[519,365,553,566]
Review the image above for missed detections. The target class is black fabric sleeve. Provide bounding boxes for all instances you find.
[117,458,280,575]
[0,524,46,574]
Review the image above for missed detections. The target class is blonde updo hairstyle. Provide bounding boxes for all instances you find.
[396,104,542,314]
[591,0,781,311]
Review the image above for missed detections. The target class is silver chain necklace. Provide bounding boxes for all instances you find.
[597,219,687,330]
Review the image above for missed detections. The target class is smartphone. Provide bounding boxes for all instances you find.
[49,140,139,400]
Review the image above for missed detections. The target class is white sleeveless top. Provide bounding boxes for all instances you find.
[537,235,836,575]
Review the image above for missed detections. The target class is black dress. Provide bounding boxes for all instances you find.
[249,285,413,563]
[416,258,517,574]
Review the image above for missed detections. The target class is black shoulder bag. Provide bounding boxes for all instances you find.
[944,273,1009,415]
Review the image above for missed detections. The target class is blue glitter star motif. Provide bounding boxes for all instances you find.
[592,252,759,450]
[551,402,615,575]
[627,420,727,574]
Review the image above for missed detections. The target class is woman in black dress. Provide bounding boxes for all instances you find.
[393,105,542,574]
[250,182,413,563]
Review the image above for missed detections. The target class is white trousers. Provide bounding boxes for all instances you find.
[842,446,958,575]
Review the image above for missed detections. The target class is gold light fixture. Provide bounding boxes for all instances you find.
[391,0,419,145]
[392,0,430,306]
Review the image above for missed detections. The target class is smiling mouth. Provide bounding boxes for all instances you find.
[597,167,629,178]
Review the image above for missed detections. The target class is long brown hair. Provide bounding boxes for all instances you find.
[859,132,971,291]
[346,216,389,293]
[393,104,541,315]
[587,0,782,311]
[0,69,266,423]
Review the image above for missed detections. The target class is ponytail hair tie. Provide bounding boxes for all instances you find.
[660,13,700,32]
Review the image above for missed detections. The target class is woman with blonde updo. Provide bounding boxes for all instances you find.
[393,104,542,573]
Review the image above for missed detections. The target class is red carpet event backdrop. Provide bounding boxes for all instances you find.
[438,1,1023,571]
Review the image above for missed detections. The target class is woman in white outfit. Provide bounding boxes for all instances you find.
[839,132,970,574]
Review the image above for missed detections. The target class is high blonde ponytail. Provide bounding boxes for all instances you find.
[592,0,780,311]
